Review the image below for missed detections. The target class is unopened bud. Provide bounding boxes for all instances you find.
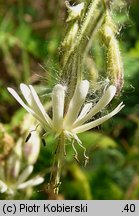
[101,12,117,42]
[106,37,124,95]
[101,12,124,95]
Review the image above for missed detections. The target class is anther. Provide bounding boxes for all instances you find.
[25,133,31,142]
[42,138,46,147]
[25,124,40,143]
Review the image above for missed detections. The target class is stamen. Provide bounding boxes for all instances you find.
[71,133,89,166]
[42,139,46,147]
[25,133,31,143]
[25,124,40,143]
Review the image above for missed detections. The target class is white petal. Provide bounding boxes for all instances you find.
[64,80,89,128]
[72,102,124,134]
[75,102,92,122]
[20,83,32,105]
[29,85,53,127]
[17,177,44,189]
[13,160,21,178]
[7,87,49,129]
[73,85,116,127]
[31,176,44,186]
[16,165,33,185]
[20,83,47,124]
[52,84,65,131]
[0,180,8,193]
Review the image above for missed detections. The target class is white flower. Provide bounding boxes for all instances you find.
[8,80,124,134]
[0,165,44,194]
[7,80,124,163]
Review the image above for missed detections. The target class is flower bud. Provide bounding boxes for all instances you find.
[106,37,124,95]
[101,12,124,95]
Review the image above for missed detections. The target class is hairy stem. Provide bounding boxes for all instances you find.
[61,0,102,71]
[49,132,65,196]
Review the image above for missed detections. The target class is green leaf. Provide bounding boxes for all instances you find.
[78,131,117,149]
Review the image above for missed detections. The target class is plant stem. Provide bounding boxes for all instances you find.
[49,132,65,196]
[61,0,104,110]
[62,0,102,70]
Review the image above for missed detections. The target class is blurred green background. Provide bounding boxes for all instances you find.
[0,0,139,200]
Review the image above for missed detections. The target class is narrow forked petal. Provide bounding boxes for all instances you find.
[8,87,38,115]
[73,85,116,127]
[0,180,8,193]
[7,88,49,128]
[20,84,44,116]
[31,176,44,186]
[75,102,92,122]
[16,165,33,185]
[20,84,32,105]
[72,102,124,134]
[64,80,89,128]
[20,84,51,128]
[29,85,53,127]
[52,84,65,131]
[17,177,44,189]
